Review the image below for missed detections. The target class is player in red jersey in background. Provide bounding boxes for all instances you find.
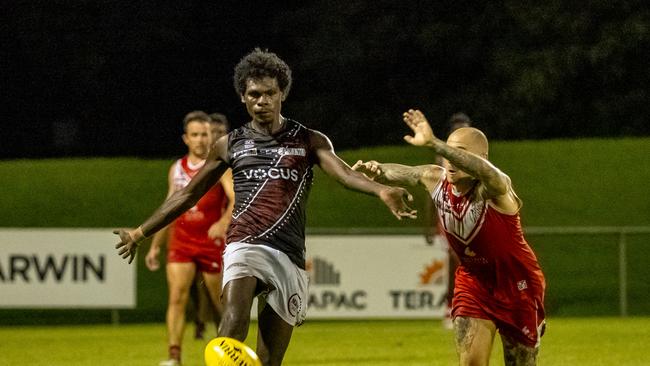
[145,110,235,366]
[353,109,545,366]
[190,112,232,340]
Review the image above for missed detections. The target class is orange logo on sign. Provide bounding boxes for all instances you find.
[419,260,445,285]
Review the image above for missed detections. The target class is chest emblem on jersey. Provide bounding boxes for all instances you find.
[464,247,476,257]
[436,190,488,245]
[517,280,528,291]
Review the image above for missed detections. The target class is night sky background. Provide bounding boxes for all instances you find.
[2,1,649,159]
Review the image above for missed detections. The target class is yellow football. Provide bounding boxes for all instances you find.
[204,337,262,366]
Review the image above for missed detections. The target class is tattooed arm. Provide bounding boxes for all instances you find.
[402,109,519,213]
[403,109,510,196]
[351,161,444,194]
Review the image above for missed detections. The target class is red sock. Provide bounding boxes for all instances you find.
[169,345,181,361]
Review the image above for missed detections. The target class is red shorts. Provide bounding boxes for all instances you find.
[167,239,224,273]
[452,270,546,348]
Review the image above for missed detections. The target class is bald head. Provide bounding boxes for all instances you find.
[447,127,489,158]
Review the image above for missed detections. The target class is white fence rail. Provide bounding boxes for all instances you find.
[524,226,650,317]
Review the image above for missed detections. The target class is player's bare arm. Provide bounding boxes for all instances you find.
[309,130,417,220]
[352,161,444,194]
[207,169,235,240]
[145,165,176,270]
[403,109,516,208]
[114,135,230,263]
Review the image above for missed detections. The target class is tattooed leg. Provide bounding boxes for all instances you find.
[501,334,539,366]
[453,316,496,366]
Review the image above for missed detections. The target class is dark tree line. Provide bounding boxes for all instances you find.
[2,0,648,158]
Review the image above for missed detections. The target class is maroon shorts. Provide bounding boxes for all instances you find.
[167,240,224,273]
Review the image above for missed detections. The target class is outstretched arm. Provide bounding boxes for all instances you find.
[402,109,511,198]
[207,169,235,240]
[351,161,444,194]
[144,164,176,271]
[114,136,230,263]
[310,130,417,220]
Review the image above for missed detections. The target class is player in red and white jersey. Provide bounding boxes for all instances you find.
[353,109,546,366]
[188,112,233,340]
[145,111,235,366]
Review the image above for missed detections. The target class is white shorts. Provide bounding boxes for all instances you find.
[222,242,309,326]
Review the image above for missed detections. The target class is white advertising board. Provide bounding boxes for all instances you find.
[304,235,449,319]
[0,229,136,308]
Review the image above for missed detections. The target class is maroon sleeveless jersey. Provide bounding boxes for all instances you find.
[225,119,315,269]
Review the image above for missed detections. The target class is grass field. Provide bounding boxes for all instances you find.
[1,318,649,365]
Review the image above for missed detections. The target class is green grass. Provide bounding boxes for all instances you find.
[1,318,649,365]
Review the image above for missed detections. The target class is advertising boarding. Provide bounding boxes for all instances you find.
[304,235,449,319]
[0,229,136,308]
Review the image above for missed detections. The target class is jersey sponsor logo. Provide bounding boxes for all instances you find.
[462,256,488,264]
[232,148,258,158]
[242,167,300,181]
[464,247,477,257]
[277,147,306,156]
[257,147,306,156]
